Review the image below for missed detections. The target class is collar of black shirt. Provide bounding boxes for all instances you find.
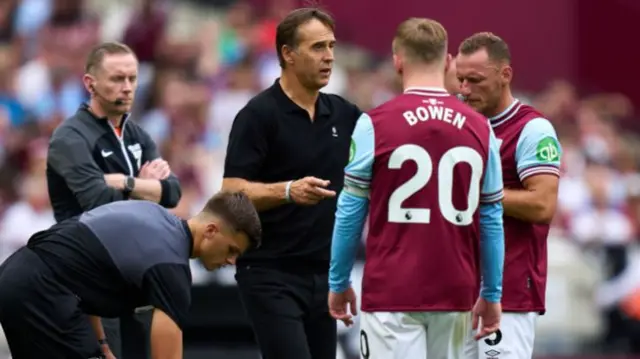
[79,103,131,129]
[271,78,331,117]
[181,219,195,257]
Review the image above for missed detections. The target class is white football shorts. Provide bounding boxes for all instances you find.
[473,312,538,359]
[359,311,476,359]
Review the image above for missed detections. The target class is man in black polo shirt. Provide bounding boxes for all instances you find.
[222,8,362,359]
[0,192,261,359]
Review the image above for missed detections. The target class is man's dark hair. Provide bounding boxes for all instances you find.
[458,32,511,64]
[202,191,262,249]
[85,42,136,74]
[275,7,335,68]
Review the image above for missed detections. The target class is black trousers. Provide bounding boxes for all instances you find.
[102,311,152,359]
[0,248,103,359]
[236,264,337,359]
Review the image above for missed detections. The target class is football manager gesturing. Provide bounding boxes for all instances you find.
[223,8,362,359]
[46,42,182,359]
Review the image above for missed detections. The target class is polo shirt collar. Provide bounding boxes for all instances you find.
[271,78,330,117]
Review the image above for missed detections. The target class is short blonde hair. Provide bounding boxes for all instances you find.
[393,18,448,64]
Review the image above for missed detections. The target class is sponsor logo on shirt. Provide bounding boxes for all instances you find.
[535,137,560,162]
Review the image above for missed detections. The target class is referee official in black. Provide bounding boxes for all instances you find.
[222,8,362,359]
[46,42,181,359]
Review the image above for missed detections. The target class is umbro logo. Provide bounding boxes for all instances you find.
[101,149,113,157]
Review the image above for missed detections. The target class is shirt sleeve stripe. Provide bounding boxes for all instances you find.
[480,190,504,204]
[345,173,370,187]
[518,165,560,181]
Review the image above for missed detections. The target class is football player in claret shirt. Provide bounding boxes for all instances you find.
[456,32,562,359]
[328,18,506,359]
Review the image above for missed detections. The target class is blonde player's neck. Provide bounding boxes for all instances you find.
[402,70,446,92]
[280,71,319,111]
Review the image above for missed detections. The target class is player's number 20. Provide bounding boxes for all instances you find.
[388,144,483,226]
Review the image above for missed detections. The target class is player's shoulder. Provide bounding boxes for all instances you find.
[519,117,558,143]
[514,103,548,124]
[515,103,556,133]
[366,93,409,120]
[517,102,544,116]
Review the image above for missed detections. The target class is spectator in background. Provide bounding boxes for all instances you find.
[15,0,97,128]
[0,46,26,130]
[0,172,53,263]
[122,0,168,65]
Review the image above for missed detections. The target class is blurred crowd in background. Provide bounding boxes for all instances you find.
[0,0,639,357]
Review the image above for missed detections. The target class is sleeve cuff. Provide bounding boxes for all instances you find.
[159,179,172,207]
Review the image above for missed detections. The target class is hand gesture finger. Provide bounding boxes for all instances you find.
[308,186,336,198]
[290,178,327,205]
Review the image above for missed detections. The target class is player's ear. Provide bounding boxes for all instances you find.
[204,221,220,240]
[444,53,452,73]
[392,53,402,75]
[500,65,513,85]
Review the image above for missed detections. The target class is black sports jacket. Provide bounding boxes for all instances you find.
[46,104,181,222]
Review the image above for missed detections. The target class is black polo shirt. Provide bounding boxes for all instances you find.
[224,79,361,267]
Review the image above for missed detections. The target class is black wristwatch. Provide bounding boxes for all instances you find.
[123,176,135,195]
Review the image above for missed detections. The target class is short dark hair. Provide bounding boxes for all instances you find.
[458,32,511,63]
[85,42,136,74]
[202,191,262,249]
[275,7,335,68]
